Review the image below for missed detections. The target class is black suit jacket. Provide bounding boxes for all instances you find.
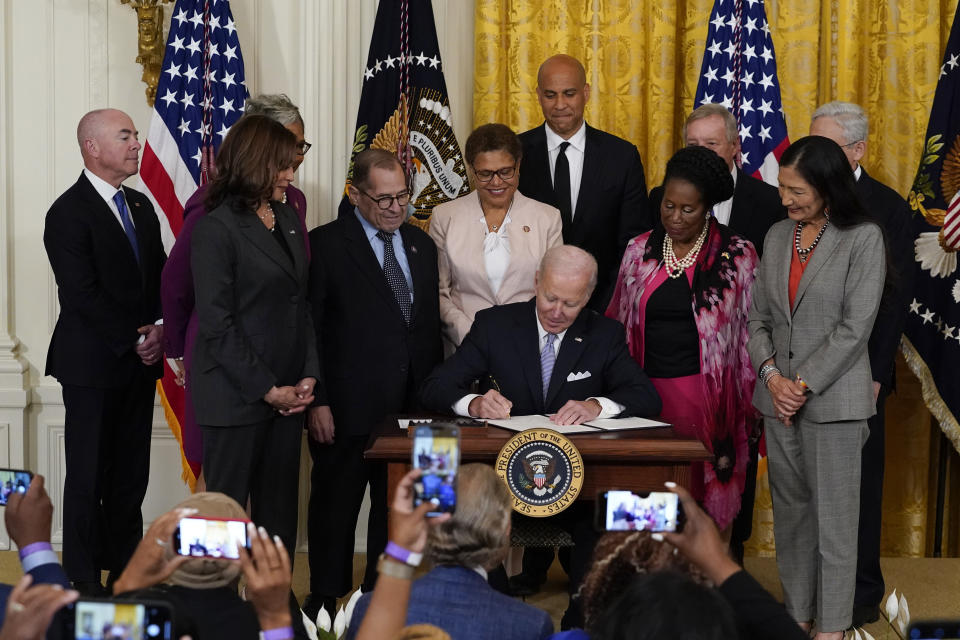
[419,299,661,417]
[857,168,914,389]
[190,199,319,426]
[518,124,651,310]
[649,168,785,257]
[309,214,442,436]
[44,172,165,388]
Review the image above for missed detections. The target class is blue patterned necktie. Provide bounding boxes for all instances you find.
[112,190,140,264]
[376,230,412,325]
[541,332,557,401]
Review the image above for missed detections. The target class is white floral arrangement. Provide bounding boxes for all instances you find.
[301,590,363,640]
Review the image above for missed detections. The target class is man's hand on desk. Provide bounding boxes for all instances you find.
[308,405,336,444]
[550,399,602,426]
[468,390,513,419]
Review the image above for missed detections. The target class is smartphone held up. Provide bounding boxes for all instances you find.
[596,490,685,533]
[0,468,33,506]
[61,599,173,640]
[172,517,250,560]
[412,424,460,517]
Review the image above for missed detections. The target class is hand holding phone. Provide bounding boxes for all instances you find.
[2,574,78,640]
[111,508,196,596]
[0,468,33,506]
[412,425,460,517]
[3,473,51,550]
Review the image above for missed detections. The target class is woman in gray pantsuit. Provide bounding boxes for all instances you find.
[747,136,885,638]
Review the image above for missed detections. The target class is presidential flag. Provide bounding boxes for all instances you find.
[693,0,790,185]
[903,2,960,452]
[138,0,248,488]
[338,0,468,230]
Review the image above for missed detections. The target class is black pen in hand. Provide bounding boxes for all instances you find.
[487,375,510,418]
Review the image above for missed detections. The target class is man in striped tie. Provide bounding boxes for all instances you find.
[419,244,661,628]
[43,109,166,596]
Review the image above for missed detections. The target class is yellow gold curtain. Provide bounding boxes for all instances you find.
[474,0,960,558]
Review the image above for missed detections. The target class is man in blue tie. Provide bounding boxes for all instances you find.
[43,109,166,596]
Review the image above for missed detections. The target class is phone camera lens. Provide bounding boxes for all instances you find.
[147,623,160,637]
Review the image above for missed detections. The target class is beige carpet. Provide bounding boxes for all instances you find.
[3,551,957,637]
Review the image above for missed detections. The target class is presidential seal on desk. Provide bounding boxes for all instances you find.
[495,429,583,517]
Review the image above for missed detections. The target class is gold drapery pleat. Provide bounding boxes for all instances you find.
[474,0,960,557]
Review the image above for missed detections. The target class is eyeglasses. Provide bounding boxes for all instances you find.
[360,189,411,210]
[296,141,312,155]
[839,140,863,148]
[473,166,517,183]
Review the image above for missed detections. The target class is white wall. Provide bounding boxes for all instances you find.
[0,0,475,551]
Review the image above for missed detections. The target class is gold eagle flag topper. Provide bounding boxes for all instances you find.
[121,0,174,107]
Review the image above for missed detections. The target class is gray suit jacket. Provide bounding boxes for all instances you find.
[190,198,320,426]
[747,218,885,423]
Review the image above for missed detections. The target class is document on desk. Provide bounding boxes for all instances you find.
[487,415,600,435]
[584,417,670,431]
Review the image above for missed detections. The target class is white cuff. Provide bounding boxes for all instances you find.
[452,394,481,417]
[590,396,624,419]
[21,550,59,573]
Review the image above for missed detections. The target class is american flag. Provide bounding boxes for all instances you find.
[693,0,790,185]
[138,0,248,252]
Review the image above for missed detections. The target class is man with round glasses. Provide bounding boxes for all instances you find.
[303,148,442,620]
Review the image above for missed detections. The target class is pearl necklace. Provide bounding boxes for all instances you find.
[258,203,276,232]
[794,220,828,263]
[663,220,710,279]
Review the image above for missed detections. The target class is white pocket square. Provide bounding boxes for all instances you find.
[566,371,592,382]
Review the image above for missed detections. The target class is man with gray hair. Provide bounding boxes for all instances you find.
[810,100,914,627]
[420,244,660,423]
[649,103,785,256]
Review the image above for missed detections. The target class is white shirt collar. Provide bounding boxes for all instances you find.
[853,164,862,181]
[545,121,586,154]
[84,168,124,205]
[534,305,569,345]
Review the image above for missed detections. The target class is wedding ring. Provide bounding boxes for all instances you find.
[9,601,25,612]
[155,537,168,547]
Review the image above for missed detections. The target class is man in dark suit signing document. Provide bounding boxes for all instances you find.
[420,244,661,628]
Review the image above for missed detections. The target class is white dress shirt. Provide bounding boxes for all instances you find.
[452,308,625,418]
[481,214,512,296]
[545,122,587,219]
[84,168,135,230]
[711,166,738,226]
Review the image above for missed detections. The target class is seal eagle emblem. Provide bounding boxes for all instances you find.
[495,429,584,517]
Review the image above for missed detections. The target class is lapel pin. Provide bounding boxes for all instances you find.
[289,229,296,234]
[134,202,141,207]
[410,245,418,254]
[523,225,530,232]
[574,336,583,342]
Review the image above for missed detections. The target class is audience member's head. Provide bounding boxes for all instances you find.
[426,464,510,570]
[590,571,738,640]
[165,492,246,589]
[535,245,598,334]
[205,114,297,212]
[578,531,708,629]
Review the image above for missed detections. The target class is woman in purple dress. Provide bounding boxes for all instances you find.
[161,94,312,487]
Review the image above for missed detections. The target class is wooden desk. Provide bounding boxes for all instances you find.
[365,418,712,501]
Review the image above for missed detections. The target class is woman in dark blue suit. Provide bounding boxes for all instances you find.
[190,115,319,559]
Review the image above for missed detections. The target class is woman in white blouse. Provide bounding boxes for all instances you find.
[430,123,563,354]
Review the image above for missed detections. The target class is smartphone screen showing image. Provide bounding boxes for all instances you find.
[412,425,459,517]
[174,517,249,560]
[66,599,172,640]
[601,490,683,532]
[0,469,32,506]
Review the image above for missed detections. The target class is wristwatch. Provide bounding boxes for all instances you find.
[377,553,415,580]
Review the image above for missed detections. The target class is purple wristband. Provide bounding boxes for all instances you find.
[385,541,411,563]
[18,541,53,560]
[261,626,293,640]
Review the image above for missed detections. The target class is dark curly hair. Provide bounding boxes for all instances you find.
[578,531,710,630]
[662,146,735,211]
[464,123,522,166]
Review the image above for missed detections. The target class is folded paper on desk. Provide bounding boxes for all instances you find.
[487,415,669,434]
